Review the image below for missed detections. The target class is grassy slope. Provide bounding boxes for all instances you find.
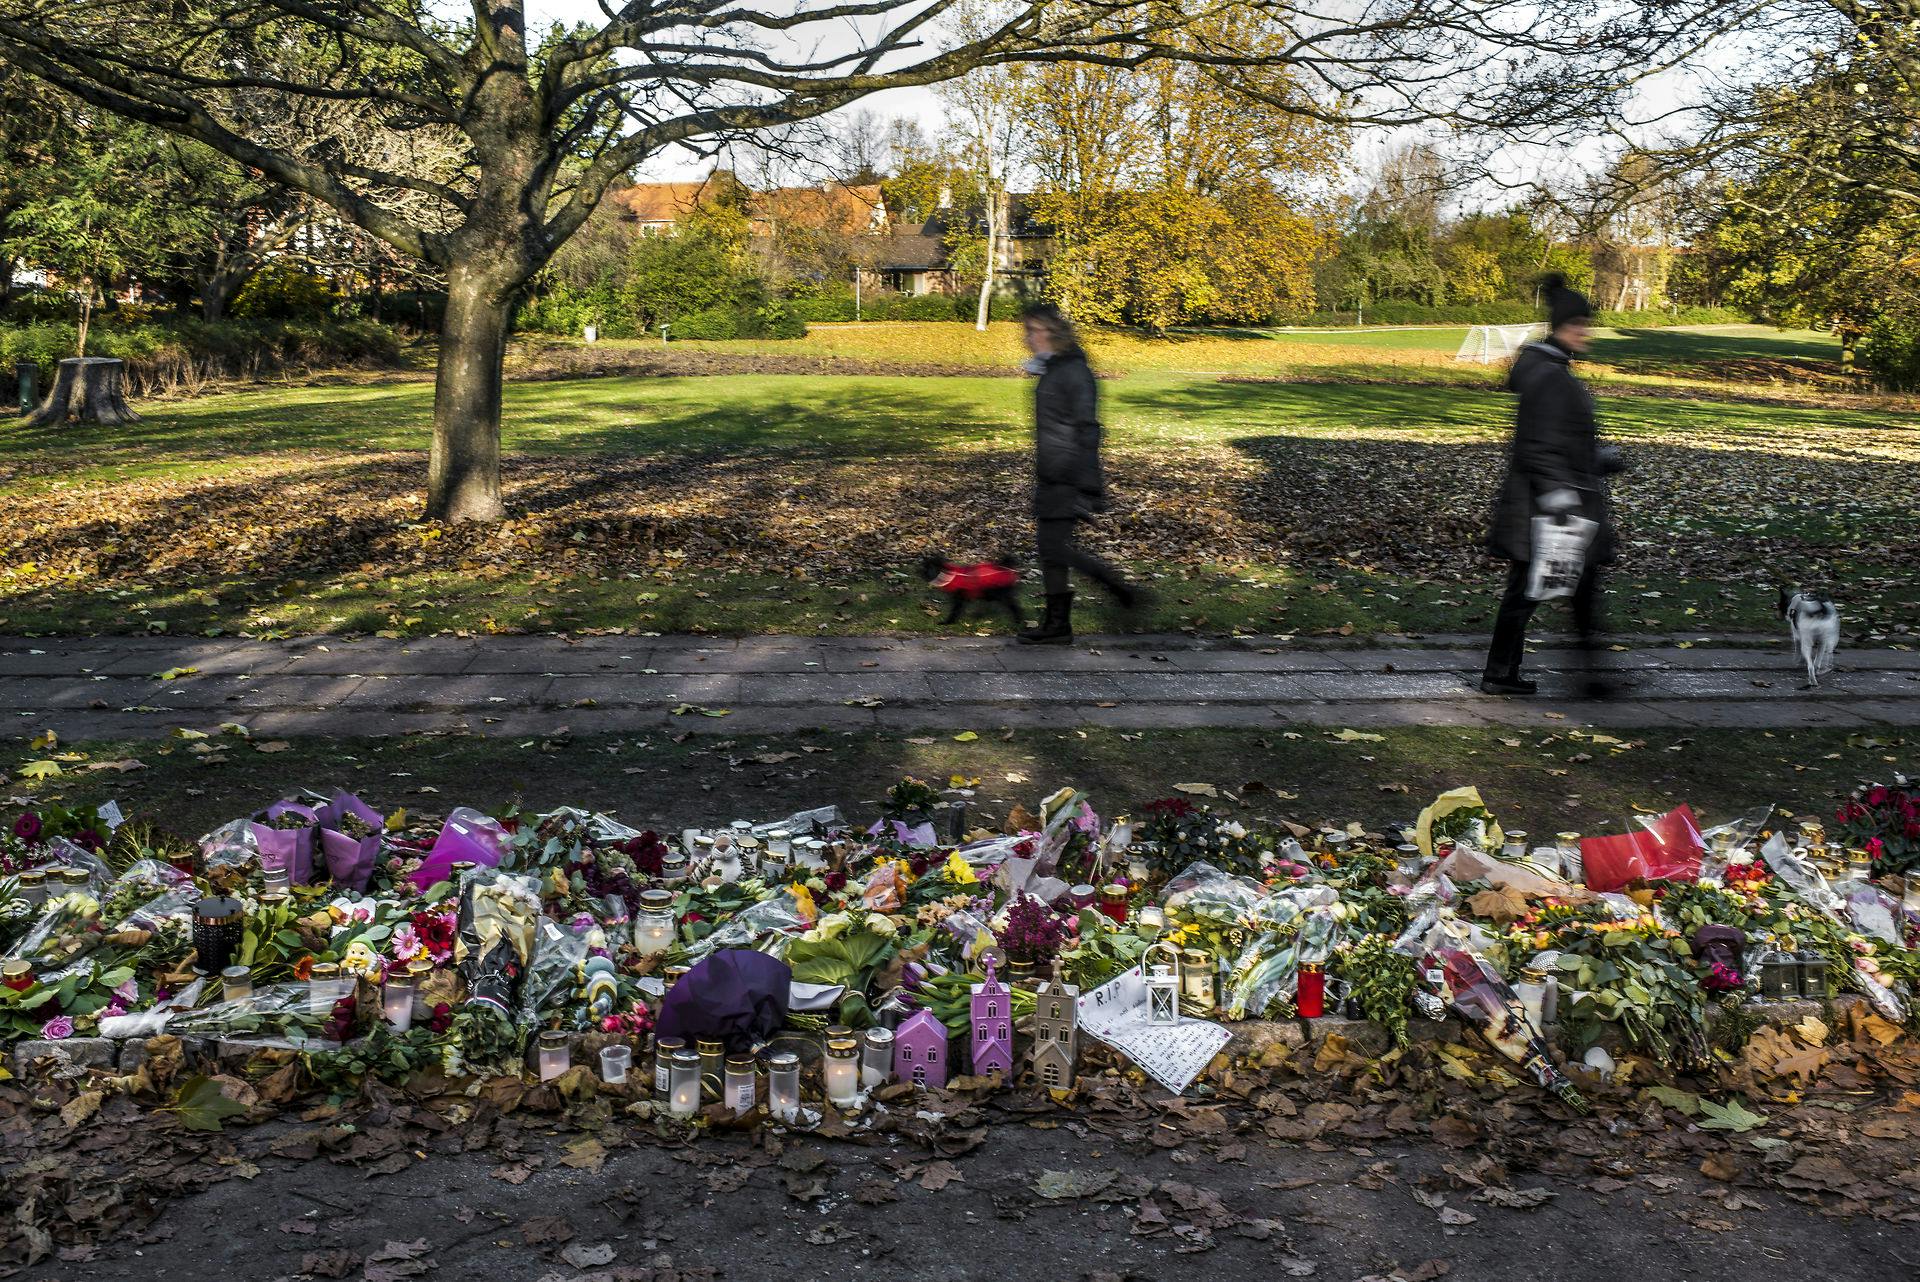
[11,725,1905,845]
[2,322,1914,641]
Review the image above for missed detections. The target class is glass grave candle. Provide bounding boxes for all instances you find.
[1296,962,1326,1018]
[262,861,293,894]
[667,1048,702,1118]
[308,962,343,1014]
[660,850,690,883]
[1501,830,1529,860]
[1098,884,1130,925]
[764,829,793,863]
[633,889,676,955]
[407,960,434,1020]
[725,1055,757,1115]
[15,869,46,907]
[824,1035,861,1106]
[697,1038,726,1101]
[221,965,253,1003]
[381,970,417,1030]
[1135,905,1165,939]
[734,835,761,876]
[861,1027,894,1090]
[600,1043,632,1085]
[654,1036,686,1097]
[537,1030,570,1081]
[767,1050,801,1122]
[1069,884,1096,910]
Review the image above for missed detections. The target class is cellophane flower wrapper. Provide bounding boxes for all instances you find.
[1694,804,1774,883]
[1164,861,1265,921]
[104,861,198,934]
[414,807,511,891]
[685,889,811,961]
[1225,905,1342,1019]
[455,869,542,1016]
[116,982,337,1049]
[1844,882,1907,947]
[251,801,319,885]
[8,890,103,966]
[1428,945,1584,1111]
[514,916,590,1026]
[197,817,257,870]
[937,907,999,961]
[1759,831,1847,918]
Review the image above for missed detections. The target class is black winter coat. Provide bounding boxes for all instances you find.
[1486,340,1617,564]
[1031,351,1106,520]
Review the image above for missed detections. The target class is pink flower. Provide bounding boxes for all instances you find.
[11,812,41,844]
[1866,837,1886,861]
[102,1002,126,1019]
[1866,785,1890,808]
[41,1015,74,1039]
[112,977,139,1005]
[390,923,423,961]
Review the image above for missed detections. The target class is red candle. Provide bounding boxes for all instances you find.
[1097,883,1129,925]
[1297,964,1326,1018]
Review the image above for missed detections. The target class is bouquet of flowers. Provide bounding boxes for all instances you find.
[1834,781,1920,877]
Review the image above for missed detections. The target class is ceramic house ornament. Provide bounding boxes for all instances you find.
[970,956,1015,1076]
[892,1008,950,1089]
[1030,980,1080,1091]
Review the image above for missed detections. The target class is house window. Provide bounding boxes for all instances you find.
[977,1026,987,1041]
[996,1026,1007,1041]
[986,1001,998,1018]
[1043,1063,1060,1088]
[1038,1025,1051,1042]
[901,1046,913,1062]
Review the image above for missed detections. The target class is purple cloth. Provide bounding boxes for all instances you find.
[655,950,792,1053]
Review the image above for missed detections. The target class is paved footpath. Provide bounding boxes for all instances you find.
[3,633,1917,739]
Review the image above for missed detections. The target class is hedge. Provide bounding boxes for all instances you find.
[0,317,404,400]
[1271,302,1753,329]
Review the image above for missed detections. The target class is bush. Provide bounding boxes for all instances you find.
[1858,316,1920,390]
[0,316,404,401]
[667,307,741,341]
[231,265,343,319]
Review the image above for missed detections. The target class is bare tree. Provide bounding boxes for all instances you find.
[0,0,1752,520]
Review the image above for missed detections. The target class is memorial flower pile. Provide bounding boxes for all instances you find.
[0,776,1912,1126]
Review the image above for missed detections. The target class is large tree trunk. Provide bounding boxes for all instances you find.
[26,356,139,426]
[425,265,514,522]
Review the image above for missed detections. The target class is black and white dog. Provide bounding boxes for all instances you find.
[1779,588,1840,688]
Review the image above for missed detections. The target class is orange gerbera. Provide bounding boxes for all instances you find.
[293,955,316,980]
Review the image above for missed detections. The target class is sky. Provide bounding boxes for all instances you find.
[523,0,1774,208]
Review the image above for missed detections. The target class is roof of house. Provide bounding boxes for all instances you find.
[611,181,714,225]
[875,224,948,271]
[749,183,887,235]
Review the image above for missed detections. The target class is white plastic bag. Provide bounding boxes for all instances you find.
[1527,514,1597,601]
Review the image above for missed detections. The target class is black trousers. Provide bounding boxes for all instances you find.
[1484,559,1603,678]
[1036,517,1129,597]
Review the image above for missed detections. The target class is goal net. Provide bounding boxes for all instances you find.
[1454,324,1540,364]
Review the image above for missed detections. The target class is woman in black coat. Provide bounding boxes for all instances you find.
[1017,302,1139,645]
[1482,276,1621,696]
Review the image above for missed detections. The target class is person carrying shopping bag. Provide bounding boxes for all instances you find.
[1482,274,1623,697]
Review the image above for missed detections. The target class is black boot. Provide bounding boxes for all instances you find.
[1479,668,1537,696]
[1018,593,1074,645]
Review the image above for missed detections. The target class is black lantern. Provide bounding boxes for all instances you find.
[191,897,245,975]
[1796,951,1831,998]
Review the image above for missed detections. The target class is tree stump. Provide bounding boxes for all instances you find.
[25,357,141,427]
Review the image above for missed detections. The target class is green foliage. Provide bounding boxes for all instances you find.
[231,265,342,320]
[0,317,401,398]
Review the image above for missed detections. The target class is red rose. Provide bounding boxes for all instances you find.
[825,870,848,892]
[682,911,705,925]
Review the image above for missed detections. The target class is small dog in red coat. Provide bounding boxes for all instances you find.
[920,553,1025,631]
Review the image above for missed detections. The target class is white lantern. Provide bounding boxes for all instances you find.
[1145,942,1181,1026]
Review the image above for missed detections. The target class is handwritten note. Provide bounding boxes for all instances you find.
[1079,965,1231,1095]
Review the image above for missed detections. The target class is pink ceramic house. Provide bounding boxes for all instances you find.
[970,957,1014,1077]
[892,1008,949,1089]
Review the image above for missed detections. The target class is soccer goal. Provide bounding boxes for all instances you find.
[1454,323,1540,364]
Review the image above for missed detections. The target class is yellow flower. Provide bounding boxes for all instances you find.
[788,883,817,925]
[943,851,978,885]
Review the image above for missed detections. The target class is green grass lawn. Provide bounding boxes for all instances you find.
[1,322,1913,641]
[10,725,1904,845]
